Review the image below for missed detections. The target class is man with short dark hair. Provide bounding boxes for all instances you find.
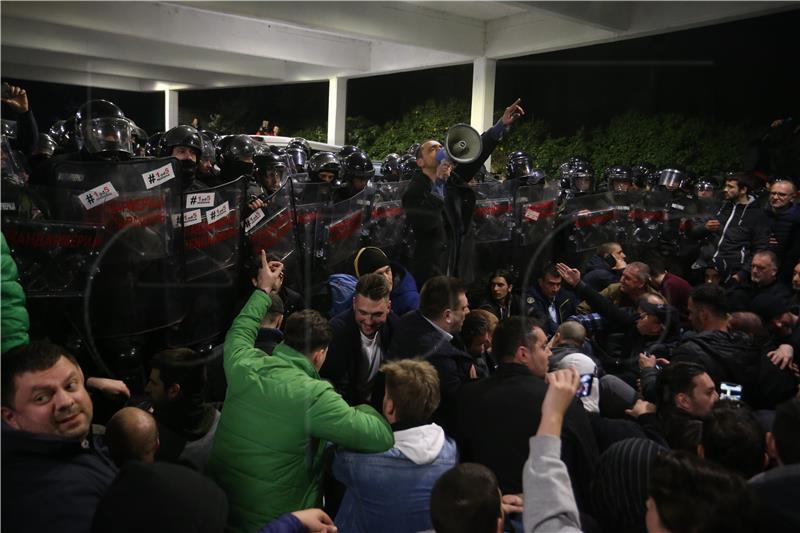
[699,400,767,480]
[207,251,394,532]
[700,173,769,282]
[388,275,475,435]
[321,273,399,406]
[333,359,457,533]
[1,341,117,533]
[525,263,578,336]
[583,241,627,292]
[456,317,599,513]
[145,347,219,472]
[671,284,761,399]
[429,463,504,533]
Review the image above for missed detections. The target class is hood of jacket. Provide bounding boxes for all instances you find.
[585,254,612,274]
[393,423,446,465]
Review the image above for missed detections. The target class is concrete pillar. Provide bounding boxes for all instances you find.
[470,57,497,169]
[327,77,347,146]
[164,89,179,131]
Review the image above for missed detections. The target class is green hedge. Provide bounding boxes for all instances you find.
[293,99,756,178]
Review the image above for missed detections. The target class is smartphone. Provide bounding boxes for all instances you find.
[719,382,743,401]
[1,84,11,100]
[576,374,594,398]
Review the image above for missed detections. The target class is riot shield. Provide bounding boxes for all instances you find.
[515,183,558,247]
[470,179,515,243]
[244,175,297,264]
[364,180,410,248]
[170,176,246,347]
[562,193,617,254]
[45,158,183,340]
[324,188,367,271]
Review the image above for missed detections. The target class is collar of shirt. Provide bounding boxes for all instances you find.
[423,315,453,342]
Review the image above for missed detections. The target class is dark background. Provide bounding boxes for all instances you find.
[3,8,798,137]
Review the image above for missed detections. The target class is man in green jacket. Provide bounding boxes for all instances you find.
[208,251,394,533]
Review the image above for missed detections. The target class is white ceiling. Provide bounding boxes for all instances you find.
[1,1,795,92]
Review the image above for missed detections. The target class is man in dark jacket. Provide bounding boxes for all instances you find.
[525,263,578,336]
[764,179,800,282]
[402,99,525,287]
[1,341,117,533]
[456,316,599,513]
[728,250,792,311]
[672,284,761,403]
[698,173,769,282]
[582,241,627,292]
[388,276,475,436]
[321,273,399,406]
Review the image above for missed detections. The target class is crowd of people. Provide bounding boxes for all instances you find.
[2,81,800,533]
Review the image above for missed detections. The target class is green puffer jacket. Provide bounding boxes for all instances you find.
[1,233,29,354]
[207,290,394,533]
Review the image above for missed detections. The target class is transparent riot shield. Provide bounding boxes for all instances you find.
[46,158,183,338]
[364,180,410,248]
[324,187,367,270]
[470,179,515,243]
[515,183,558,247]
[244,175,297,264]
[562,193,618,254]
[170,176,246,347]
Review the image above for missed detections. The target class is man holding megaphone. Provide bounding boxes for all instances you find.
[402,99,525,288]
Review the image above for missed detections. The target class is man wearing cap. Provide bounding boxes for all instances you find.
[329,247,420,318]
[556,263,680,385]
[321,273,399,406]
[402,99,525,287]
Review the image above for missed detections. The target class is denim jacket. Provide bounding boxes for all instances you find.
[333,423,458,533]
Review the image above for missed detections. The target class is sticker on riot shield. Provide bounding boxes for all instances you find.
[142,163,176,190]
[78,181,120,210]
[183,209,202,227]
[244,208,266,232]
[186,192,215,208]
[206,201,231,225]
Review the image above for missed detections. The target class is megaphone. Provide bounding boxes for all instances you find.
[444,123,482,165]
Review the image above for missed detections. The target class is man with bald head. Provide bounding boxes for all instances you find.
[402,99,525,287]
[105,407,159,466]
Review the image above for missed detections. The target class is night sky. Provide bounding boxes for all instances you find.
[3,8,798,139]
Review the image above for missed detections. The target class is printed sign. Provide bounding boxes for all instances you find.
[524,207,540,221]
[206,201,230,225]
[142,163,176,190]
[183,209,203,227]
[186,192,215,208]
[244,208,266,232]
[78,182,120,210]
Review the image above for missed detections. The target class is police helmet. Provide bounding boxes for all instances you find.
[407,143,421,157]
[285,146,307,173]
[604,165,633,192]
[568,160,595,194]
[159,125,203,159]
[342,151,374,182]
[200,130,220,145]
[632,162,656,189]
[308,151,340,182]
[32,133,57,157]
[200,133,216,162]
[287,137,311,157]
[381,153,401,180]
[145,132,164,157]
[75,99,133,155]
[220,134,256,165]
[337,145,361,162]
[398,153,418,178]
[657,168,686,190]
[506,151,542,183]
[254,150,287,188]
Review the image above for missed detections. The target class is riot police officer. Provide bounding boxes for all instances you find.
[158,124,207,191]
[250,148,287,202]
[197,132,219,185]
[302,151,340,204]
[333,151,373,203]
[380,153,402,181]
[218,134,256,182]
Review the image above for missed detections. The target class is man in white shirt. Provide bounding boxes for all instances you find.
[321,273,399,406]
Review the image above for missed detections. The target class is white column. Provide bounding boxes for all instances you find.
[327,77,347,146]
[164,89,179,130]
[470,57,497,169]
